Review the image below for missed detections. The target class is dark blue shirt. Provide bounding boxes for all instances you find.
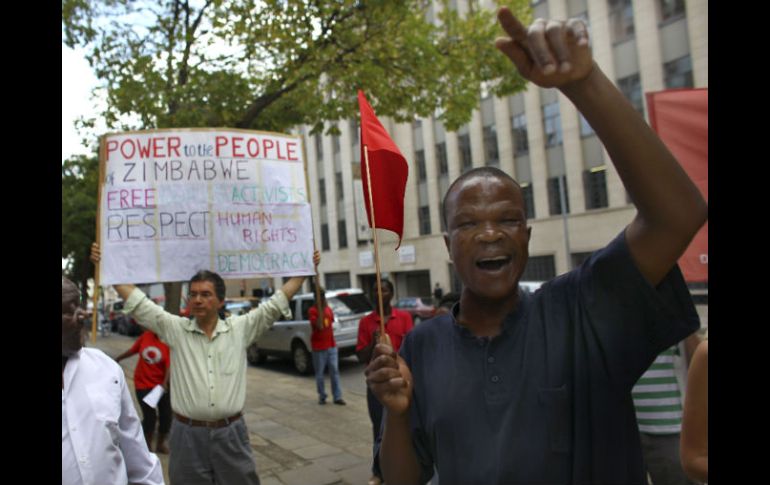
[395,232,699,484]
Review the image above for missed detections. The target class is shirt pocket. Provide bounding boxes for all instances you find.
[217,349,239,375]
[86,381,122,445]
[537,385,572,454]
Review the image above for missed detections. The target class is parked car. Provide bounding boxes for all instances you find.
[223,297,259,318]
[107,299,142,336]
[246,288,373,375]
[393,296,436,325]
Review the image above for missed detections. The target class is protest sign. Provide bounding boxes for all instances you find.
[97,129,314,285]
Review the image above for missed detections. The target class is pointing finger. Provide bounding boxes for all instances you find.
[497,7,528,44]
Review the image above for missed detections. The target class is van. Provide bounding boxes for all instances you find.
[246,288,373,375]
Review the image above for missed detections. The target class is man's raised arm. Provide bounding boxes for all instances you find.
[495,8,707,286]
[279,250,321,300]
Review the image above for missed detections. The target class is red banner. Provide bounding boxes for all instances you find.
[646,88,708,282]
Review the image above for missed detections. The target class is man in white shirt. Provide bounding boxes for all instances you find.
[62,276,164,485]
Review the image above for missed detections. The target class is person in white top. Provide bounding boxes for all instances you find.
[62,276,164,485]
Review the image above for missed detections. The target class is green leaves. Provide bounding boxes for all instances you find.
[62,154,99,285]
[63,0,531,136]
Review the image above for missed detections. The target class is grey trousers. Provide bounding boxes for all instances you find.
[640,432,695,485]
[169,417,260,485]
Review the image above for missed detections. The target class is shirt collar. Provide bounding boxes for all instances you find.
[452,287,529,339]
[184,317,232,337]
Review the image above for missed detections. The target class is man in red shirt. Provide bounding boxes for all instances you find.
[115,330,171,453]
[308,287,345,405]
[356,279,414,485]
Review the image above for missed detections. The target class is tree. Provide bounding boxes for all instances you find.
[62,0,531,310]
[62,0,530,135]
[62,154,99,302]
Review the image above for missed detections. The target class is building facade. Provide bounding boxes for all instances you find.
[236,0,707,302]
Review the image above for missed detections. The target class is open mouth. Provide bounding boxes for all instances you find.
[475,256,511,271]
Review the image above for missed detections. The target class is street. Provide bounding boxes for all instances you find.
[88,333,375,485]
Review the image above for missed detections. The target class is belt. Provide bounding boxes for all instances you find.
[174,411,242,428]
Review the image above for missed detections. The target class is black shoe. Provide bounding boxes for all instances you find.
[318,398,327,405]
[333,398,346,405]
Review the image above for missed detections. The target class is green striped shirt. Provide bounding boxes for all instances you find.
[632,347,683,434]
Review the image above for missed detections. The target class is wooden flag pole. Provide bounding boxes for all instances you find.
[363,145,387,339]
[91,136,107,343]
[300,135,323,328]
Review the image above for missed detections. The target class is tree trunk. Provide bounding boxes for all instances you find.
[164,282,183,315]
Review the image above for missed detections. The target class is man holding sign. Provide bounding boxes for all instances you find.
[91,243,320,485]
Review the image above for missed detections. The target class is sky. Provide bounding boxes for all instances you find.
[61,43,100,163]
[62,44,100,271]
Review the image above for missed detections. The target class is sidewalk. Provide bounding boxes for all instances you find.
[89,335,375,485]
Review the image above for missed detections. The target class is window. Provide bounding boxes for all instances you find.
[571,251,594,268]
[521,183,535,220]
[350,119,359,145]
[333,134,340,154]
[658,0,685,22]
[335,173,344,199]
[547,175,570,215]
[319,178,326,205]
[321,223,330,251]
[416,149,427,181]
[511,114,529,155]
[542,102,563,147]
[664,55,694,89]
[315,134,323,158]
[338,219,347,249]
[521,255,556,281]
[608,0,635,44]
[617,74,644,114]
[436,142,448,176]
[325,272,351,290]
[583,167,608,210]
[458,134,472,172]
[419,206,431,235]
[483,125,499,166]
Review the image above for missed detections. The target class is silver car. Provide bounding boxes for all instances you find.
[246,288,373,374]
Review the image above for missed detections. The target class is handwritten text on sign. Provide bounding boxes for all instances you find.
[99,130,313,285]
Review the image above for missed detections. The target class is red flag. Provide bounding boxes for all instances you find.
[647,88,708,282]
[358,90,409,248]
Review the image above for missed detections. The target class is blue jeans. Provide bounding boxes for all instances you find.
[312,347,343,401]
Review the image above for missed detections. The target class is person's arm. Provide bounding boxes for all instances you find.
[366,342,421,484]
[90,243,184,345]
[684,332,701,366]
[114,348,138,363]
[240,250,322,345]
[116,367,164,484]
[495,9,707,287]
[279,250,321,300]
[680,339,708,482]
